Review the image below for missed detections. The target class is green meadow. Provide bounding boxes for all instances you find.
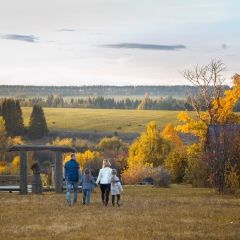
[22,107,194,133]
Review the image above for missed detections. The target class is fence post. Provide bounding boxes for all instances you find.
[20,150,28,194]
[55,151,63,193]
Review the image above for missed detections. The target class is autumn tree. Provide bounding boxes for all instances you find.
[122,121,171,184]
[203,125,240,193]
[128,121,171,167]
[28,105,49,139]
[177,59,240,192]
[177,59,240,140]
[97,137,128,151]
[162,123,187,183]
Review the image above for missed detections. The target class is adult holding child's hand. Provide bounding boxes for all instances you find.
[96,159,112,206]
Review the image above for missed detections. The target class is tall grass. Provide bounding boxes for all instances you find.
[22,108,195,133]
[0,184,239,239]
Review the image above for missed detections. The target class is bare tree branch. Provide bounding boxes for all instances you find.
[181,59,226,124]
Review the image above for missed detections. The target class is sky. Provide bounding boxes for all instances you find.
[0,0,239,86]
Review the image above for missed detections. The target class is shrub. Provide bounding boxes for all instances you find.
[122,166,171,187]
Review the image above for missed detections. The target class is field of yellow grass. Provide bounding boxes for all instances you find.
[22,107,193,133]
[0,184,239,240]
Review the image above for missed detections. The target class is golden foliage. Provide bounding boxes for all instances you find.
[161,123,184,150]
[176,74,240,139]
[52,137,73,147]
[176,111,208,140]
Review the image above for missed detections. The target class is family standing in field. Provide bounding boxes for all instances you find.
[64,155,123,206]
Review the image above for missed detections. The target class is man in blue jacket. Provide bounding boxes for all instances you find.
[64,153,81,206]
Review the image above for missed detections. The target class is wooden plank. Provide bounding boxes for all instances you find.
[55,151,63,193]
[7,145,75,153]
[20,151,28,195]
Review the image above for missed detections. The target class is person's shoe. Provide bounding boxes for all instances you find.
[117,202,120,207]
[82,202,85,205]
[67,203,71,206]
[112,203,115,206]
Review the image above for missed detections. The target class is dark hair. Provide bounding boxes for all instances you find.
[85,168,90,182]
[111,169,117,186]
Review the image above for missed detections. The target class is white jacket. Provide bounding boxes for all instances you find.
[96,167,112,184]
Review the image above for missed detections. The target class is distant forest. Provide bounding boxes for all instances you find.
[1,85,239,111]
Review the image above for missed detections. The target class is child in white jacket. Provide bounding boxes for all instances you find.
[111,169,123,206]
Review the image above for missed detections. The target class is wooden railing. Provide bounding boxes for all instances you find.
[0,175,33,186]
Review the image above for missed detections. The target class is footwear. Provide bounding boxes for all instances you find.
[82,202,85,205]
[117,202,120,207]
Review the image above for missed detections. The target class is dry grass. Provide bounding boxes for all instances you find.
[22,107,195,133]
[0,185,240,240]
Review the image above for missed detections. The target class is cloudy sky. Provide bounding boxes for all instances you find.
[0,0,239,86]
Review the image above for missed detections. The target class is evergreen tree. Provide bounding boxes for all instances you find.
[0,117,8,161]
[13,100,25,136]
[0,99,25,137]
[28,105,49,139]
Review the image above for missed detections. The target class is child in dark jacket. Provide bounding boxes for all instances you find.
[80,168,98,205]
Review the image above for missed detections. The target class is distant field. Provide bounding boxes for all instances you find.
[22,107,194,133]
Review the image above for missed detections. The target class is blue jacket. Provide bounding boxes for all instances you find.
[64,159,81,182]
[80,175,97,190]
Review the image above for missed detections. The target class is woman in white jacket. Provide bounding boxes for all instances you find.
[96,159,112,206]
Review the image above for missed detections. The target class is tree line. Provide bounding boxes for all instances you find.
[1,95,239,111]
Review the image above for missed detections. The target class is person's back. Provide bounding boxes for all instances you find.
[81,174,97,190]
[64,153,81,206]
[80,168,97,205]
[111,169,123,206]
[65,159,79,182]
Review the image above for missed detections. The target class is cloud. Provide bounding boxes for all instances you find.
[221,44,227,49]
[0,34,38,42]
[99,43,186,51]
[57,29,76,32]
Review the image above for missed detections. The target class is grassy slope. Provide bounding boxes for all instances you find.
[0,185,239,240]
[22,107,194,133]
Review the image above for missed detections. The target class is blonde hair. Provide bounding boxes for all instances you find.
[103,159,111,168]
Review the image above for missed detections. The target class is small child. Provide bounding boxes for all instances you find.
[80,168,98,205]
[111,169,123,206]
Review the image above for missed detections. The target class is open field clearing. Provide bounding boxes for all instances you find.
[22,108,194,133]
[0,185,239,240]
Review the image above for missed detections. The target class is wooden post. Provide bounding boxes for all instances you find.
[55,151,63,193]
[20,151,28,194]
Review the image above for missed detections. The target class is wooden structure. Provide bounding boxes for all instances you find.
[7,145,75,195]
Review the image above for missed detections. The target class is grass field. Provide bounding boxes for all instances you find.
[22,107,194,133]
[0,184,239,240]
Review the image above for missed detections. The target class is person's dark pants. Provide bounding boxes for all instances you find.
[100,183,111,205]
[112,194,120,205]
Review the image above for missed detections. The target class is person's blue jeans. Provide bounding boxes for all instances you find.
[66,181,79,205]
[83,189,91,205]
